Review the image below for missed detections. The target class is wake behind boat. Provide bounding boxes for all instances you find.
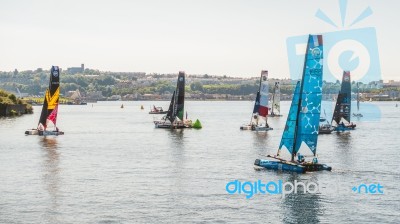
[254,35,331,173]
[25,66,64,136]
[332,71,356,131]
[154,71,193,129]
[240,70,273,131]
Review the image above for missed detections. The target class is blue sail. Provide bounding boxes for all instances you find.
[279,81,301,154]
[252,91,260,114]
[295,35,324,155]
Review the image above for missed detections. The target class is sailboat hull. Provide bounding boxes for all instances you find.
[303,163,332,172]
[25,129,39,135]
[240,124,252,130]
[254,159,331,173]
[319,125,334,134]
[254,159,306,173]
[154,121,192,129]
[240,124,273,131]
[149,111,168,114]
[253,126,273,131]
[334,124,356,132]
[40,130,64,136]
[25,129,64,136]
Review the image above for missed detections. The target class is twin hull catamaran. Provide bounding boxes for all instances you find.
[332,71,356,131]
[240,70,272,131]
[25,66,64,136]
[154,72,192,129]
[254,35,331,173]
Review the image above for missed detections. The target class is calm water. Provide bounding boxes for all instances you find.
[0,101,399,223]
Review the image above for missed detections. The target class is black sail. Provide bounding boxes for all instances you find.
[165,91,176,122]
[38,66,60,129]
[332,71,351,125]
[174,71,185,121]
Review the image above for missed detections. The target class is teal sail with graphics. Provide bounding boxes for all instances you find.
[254,34,331,173]
[294,35,323,156]
[278,35,323,159]
[279,81,300,155]
[254,34,331,172]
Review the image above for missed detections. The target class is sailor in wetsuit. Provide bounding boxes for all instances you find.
[297,153,305,163]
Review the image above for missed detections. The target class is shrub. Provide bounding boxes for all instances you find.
[8,94,17,103]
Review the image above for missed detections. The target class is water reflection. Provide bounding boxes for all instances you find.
[334,132,354,168]
[252,131,270,156]
[281,173,322,224]
[167,129,186,171]
[39,137,60,223]
[167,129,185,145]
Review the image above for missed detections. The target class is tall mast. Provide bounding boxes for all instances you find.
[250,72,264,125]
[271,85,275,115]
[291,36,311,162]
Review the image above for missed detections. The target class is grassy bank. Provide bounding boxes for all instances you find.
[0,89,33,116]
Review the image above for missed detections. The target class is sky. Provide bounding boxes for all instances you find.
[0,0,399,81]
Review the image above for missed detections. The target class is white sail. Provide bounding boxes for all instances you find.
[271,82,280,115]
[258,70,269,119]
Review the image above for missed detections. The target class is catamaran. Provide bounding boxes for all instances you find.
[240,70,272,131]
[254,35,331,173]
[149,105,167,114]
[25,66,64,136]
[319,110,334,134]
[154,71,192,129]
[269,81,282,117]
[332,71,356,131]
[353,82,363,117]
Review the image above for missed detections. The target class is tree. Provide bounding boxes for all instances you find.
[190,82,204,92]
[8,94,17,103]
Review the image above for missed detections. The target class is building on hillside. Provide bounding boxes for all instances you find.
[67,64,85,74]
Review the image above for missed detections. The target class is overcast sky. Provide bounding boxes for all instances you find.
[0,0,399,80]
